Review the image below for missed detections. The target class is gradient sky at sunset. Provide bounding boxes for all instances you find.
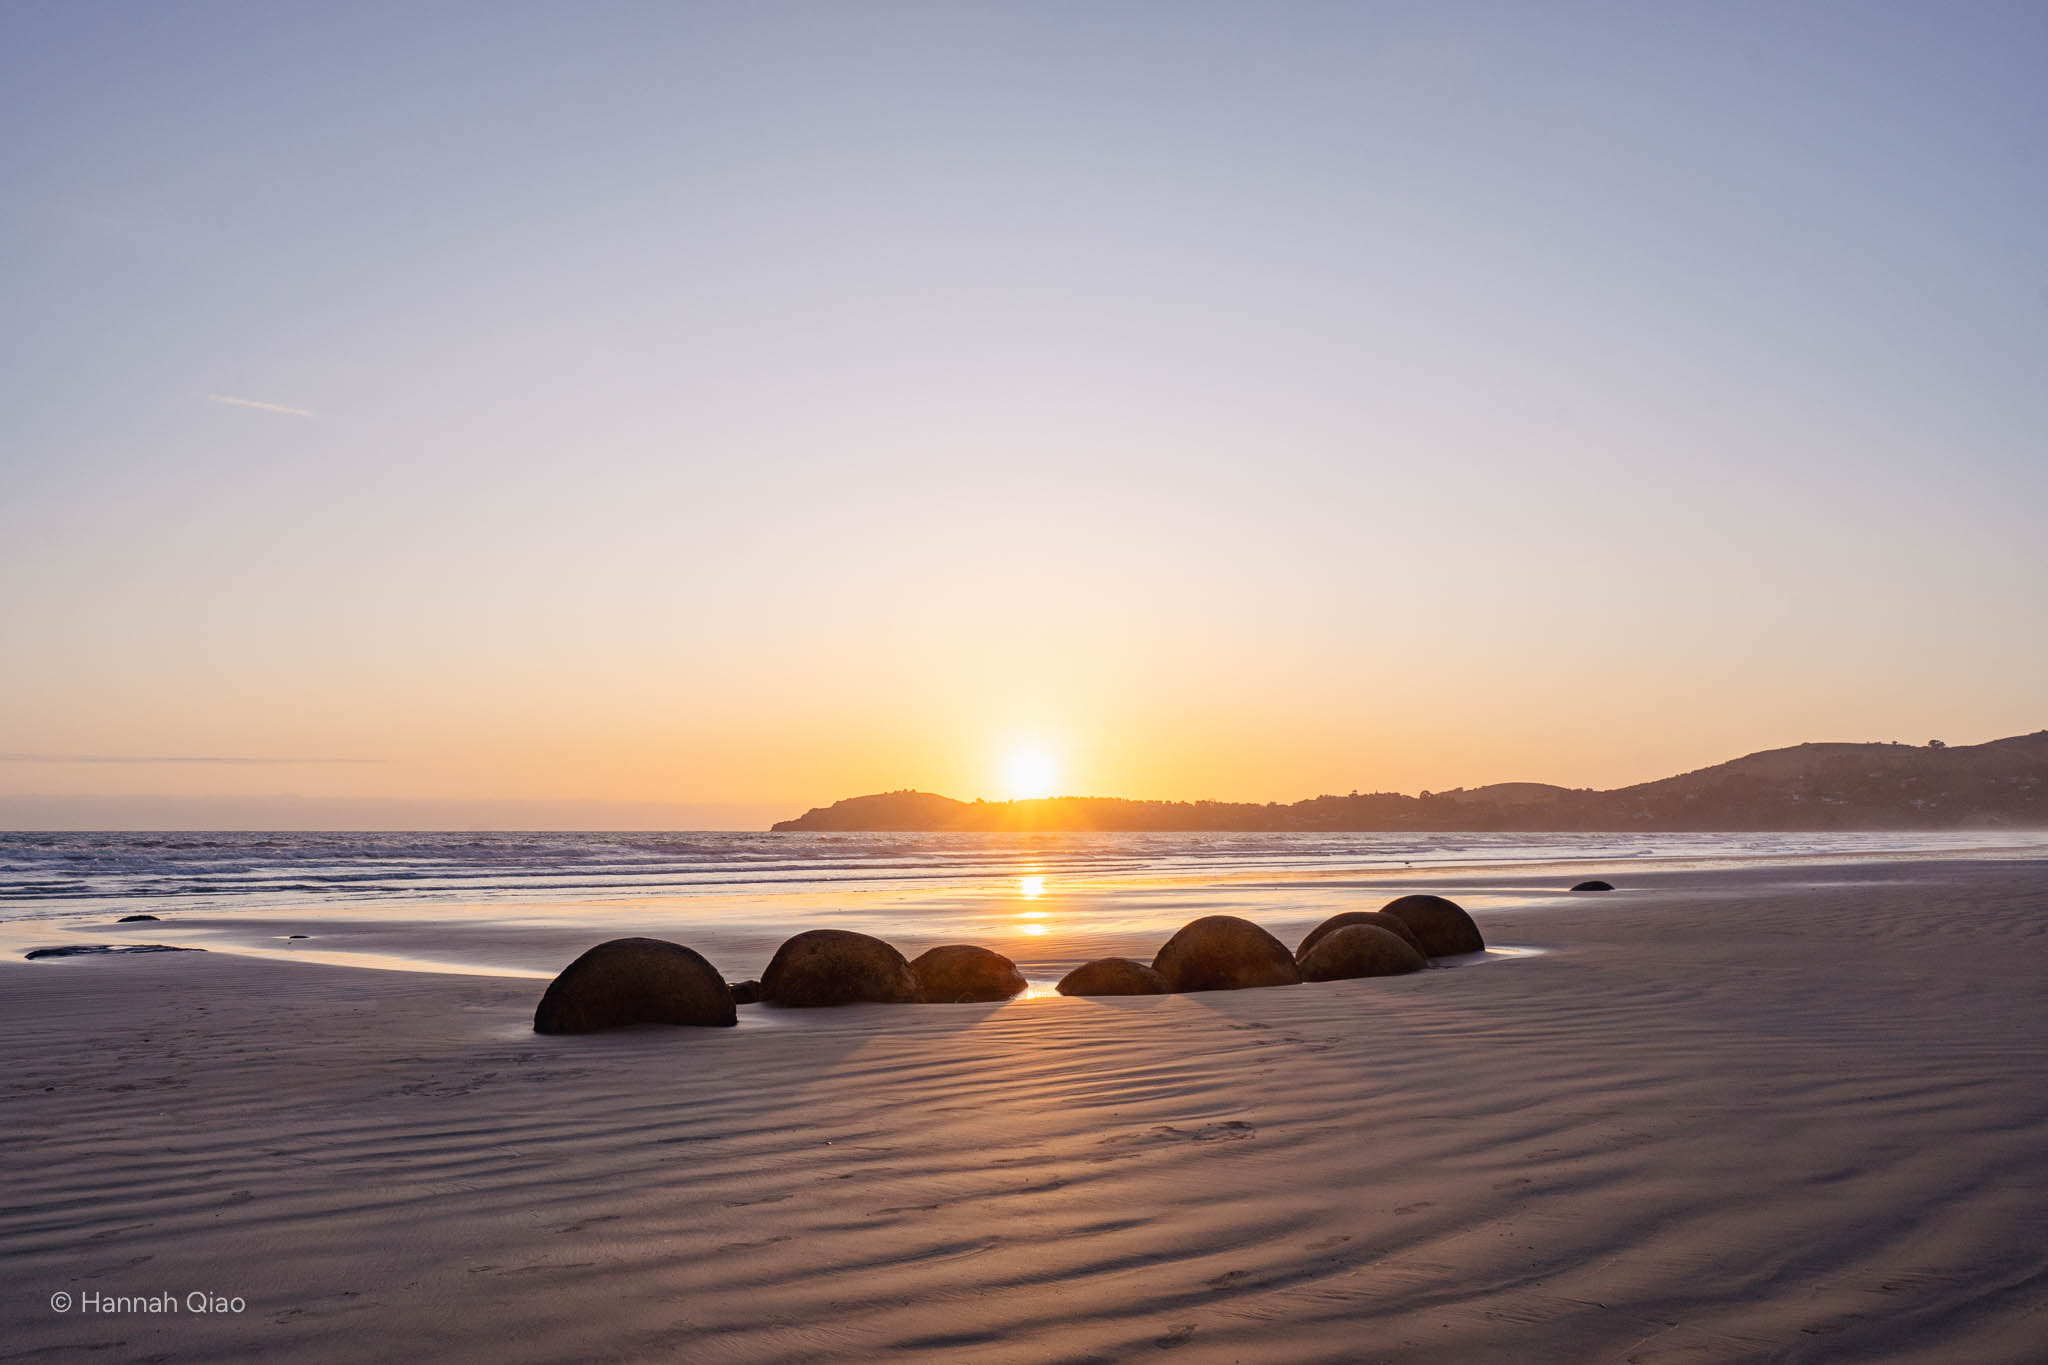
[4,3,2045,828]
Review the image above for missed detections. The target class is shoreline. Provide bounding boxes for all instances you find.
[7,838,2047,986]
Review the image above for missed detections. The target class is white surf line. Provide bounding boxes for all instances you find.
[186,939,552,979]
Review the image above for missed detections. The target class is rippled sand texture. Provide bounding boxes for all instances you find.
[5,857,2046,1362]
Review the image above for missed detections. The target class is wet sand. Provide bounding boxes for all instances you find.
[4,856,2046,1362]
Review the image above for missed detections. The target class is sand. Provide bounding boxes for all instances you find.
[4,856,2046,1362]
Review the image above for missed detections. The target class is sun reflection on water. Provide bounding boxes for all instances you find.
[1016,873,1050,935]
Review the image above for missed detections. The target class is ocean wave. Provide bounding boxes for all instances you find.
[3,828,2040,922]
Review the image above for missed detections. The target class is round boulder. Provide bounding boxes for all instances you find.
[117,914,161,923]
[1295,910,1425,962]
[1571,880,1614,892]
[1379,894,1485,957]
[1056,957,1170,997]
[533,937,737,1034]
[1152,915,1301,993]
[761,929,920,1007]
[911,944,1027,1003]
[729,979,762,1005]
[1297,925,1427,982]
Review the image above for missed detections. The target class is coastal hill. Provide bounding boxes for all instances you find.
[771,731,2048,832]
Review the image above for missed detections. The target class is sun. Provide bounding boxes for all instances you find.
[1003,748,1060,801]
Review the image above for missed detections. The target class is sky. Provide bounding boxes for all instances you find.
[3,1,2045,829]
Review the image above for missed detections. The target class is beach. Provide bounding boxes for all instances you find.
[12,2,2046,1358]
[5,852,2047,1362]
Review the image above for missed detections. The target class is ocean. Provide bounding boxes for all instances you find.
[4,829,2041,988]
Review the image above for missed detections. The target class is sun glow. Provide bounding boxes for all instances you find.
[1003,748,1060,801]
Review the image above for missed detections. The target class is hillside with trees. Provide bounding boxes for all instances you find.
[771,733,2048,832]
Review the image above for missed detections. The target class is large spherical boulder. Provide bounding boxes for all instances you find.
[533,937,737,1034]
[1056,957,1170,997]
[1297,925,1427,982]
[1152,916,1301,993]
[1571,879,1614,892]
[1379,895,1485,956]
[761,929,920,1007]
[1295,910,1425,962]
[911,944,1027,1003]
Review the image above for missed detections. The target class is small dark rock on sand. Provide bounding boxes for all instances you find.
[910,944,1027,1003]
[1295,910,1426,961]
[117,914,161,923]
[1297,924,1427,982]
[729,979,762,1005]
[1153,915,1301,993]
[1379,894,1485,956]
[533,937,737,1033]
[1572,879,1615,892]
[762,929,920,1007]
[1057,957,1170,996]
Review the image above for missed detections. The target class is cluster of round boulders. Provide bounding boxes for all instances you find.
[533,937,737,1034]
[1571,879,1614,892]
[1291,895,1483,978]
[535,893,1492,1032]
[1056,957,1168,996]
[910,944,1028,1003]
[1152,915,1301,993]
[1294,910,1425,960]
[761,929,921,1007]
[1378,894,1485,957]
[754,931,1028,1007]
[1298,925,1426,981]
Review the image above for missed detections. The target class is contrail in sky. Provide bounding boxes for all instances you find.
[206,393,316,417]
[0,754,380,766]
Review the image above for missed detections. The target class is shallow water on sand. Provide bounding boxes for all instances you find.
[4,829,2042,985]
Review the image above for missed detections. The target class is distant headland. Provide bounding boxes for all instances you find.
[772,732,2048,832]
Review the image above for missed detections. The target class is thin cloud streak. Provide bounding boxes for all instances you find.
[206,393,316,417]
[0,753,381,766]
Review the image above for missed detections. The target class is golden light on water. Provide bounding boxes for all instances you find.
[1018,871,1049,935]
